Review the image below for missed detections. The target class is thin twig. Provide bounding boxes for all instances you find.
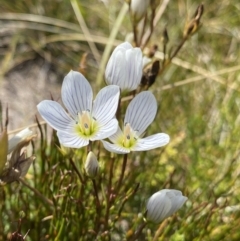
[19,177,54,208]
[69,158,84,185]
[127,222,147,241]
[141,0,170,49]
[92,179,101,234]
[96,2,129,86]
[152,219,168,241]
[70,0,101,64]
[116,154,128,193]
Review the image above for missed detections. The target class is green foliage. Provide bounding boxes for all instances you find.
[1,0,240,240]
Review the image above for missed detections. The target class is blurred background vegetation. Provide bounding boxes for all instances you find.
[1,0,240,240]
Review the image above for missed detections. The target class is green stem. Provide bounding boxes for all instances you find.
[19,177,54,208]
[69,157,84,185]
[127,222,147,241]
[152,219,168,241]
[116,154,128,194]
[96,2,129,86]
[92,179,101,234]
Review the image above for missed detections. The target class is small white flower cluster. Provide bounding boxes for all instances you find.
[37,41,187,223]
[37,42,169,153]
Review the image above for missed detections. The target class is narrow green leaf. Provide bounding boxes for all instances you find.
[0,129,8,174]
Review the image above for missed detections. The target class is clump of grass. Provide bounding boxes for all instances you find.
[1,0,240,240]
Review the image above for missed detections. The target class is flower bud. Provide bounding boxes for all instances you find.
[8,128,33,153]
[84,151,99,178]
[0,128,35,184]
[130,0,150,23]
[183,3,204,38]
[146,189,187,223]
[105,42,143,91]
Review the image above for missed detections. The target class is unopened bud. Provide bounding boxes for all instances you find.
[130,0,150,23]
[8,128,33,153]
[183,3,204,38]
[0,128,35,184]
[105,42,143,91]
[146,189,187,223]
[85,151,99,178]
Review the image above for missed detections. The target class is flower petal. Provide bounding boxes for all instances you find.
[118,42,133,50]
[61,70,93,118]
[37,100,75,132]
[57,131,89,148]
[105,50,124,86]
[132,133,170,151]
[147,191,172,223]
[108,126,123,143]
[90,119,118,141]
[105,42,142,91]
[165,191,188,217]
[124,91,157,135]
[101,140,130,154]
[92,85,120,125]
[125,48,142,90]
[8,128,33,153]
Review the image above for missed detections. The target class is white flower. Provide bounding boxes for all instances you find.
[8,128,33,153]
[130,0,150,23]
[85,151,99,178]
[105,42,143,91]
[37,70,120,148]
[146,189,188,223]
[101,91,170,154]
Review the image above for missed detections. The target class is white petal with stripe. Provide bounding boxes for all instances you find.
[57,131,89,148]
[132,133,170,151]
[61,70,93,118]
[91,119,119,141]
[124,91,157,135]
[101,140,130,154]
[92,85,120,126]
[37,100,75,132]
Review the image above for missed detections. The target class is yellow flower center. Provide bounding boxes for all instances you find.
[121,123,138,148]
[75,111,98,138]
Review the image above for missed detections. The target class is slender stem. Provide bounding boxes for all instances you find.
[133,22,138,47]
[141,0,170,48]
[104,198,110,231]
[127,222,147,241]
[116,154,128,194]
[108,155,115,196]
[92,179,101,234]
[152,219,168,241]
[69,158,84,185]
[70,0,100,64]
[162,43,167,66]
[19,177,54,208]
[104,155,115,231]
[141,8,155,49]
[169,36,188,61]
[114,183,140,222]
[96,2,128,86]
[159,36,188,76]
[139,15,148,47]
[88,141,92,152]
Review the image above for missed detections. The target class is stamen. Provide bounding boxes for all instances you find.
[122,123,137,148]
[75,110,98,137]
